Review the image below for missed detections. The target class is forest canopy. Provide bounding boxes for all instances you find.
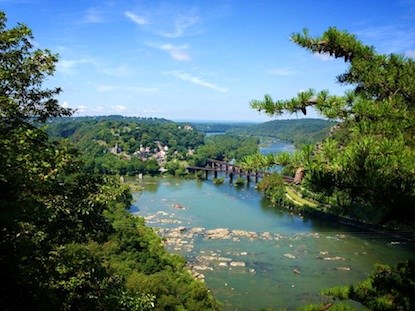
[237,118,337,146]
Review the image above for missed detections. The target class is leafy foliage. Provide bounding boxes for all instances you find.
[0,12,72,123]
[47,119,205,175]
[256,173,286,204]
[47,119,204,155]
[47,117,260,179]
[250,27,415,226]
[0,11,219,310]
[321,261,415,310]
[189,134,259,167]
[102,203,220,311]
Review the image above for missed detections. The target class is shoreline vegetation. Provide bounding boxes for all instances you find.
[281,185,415,241]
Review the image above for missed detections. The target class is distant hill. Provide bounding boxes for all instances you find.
[237,118,338,146]
[189,121,256,133]
[44,116,336,146]
[45,115,175,138]
[46,115,173,124]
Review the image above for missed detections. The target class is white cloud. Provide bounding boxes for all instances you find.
[137,108,163,114]
[113,105,127,112]
[125,5,202,39]
[59,101,88,114]
[160,11,200,38]
[313,52,335,61]
[125,11,148,25]
[92,106,104,112]
[267,67,297,76]
[99,64,135,78]
[125,86,159,93]
[405,50,415,59]
[147,42,190,61]
[84,8,106,23]
[56,58,97,74]
[355,25,415,54]
[96,85,117,92]
[77,105,87,113]
[72,104,129,115]
[165,71,227,93]
[96,84,158,93]
[57,56,136,78]
[56,60,79,74]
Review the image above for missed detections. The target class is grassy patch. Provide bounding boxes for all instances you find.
[285,187,318,208]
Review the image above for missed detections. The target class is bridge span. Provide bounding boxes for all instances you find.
[187,159,294,183]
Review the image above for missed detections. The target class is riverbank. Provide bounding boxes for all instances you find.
[276,184,415,242]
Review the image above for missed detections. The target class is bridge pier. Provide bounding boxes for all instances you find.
[229,172,234,183]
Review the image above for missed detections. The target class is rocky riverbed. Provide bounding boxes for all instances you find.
[132,177,414,311]
[141,212,354,282]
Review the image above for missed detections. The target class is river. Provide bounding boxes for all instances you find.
[131,141,414,310]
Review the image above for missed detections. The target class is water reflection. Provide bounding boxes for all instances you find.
[142,180,159,192]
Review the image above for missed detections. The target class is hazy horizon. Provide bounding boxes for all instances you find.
[54,113,328,124]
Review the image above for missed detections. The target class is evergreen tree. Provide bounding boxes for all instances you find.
[250,27,415,226]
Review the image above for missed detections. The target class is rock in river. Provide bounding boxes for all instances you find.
[205,228,231,239]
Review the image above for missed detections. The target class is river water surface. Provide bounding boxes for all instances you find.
[131,141,414,310]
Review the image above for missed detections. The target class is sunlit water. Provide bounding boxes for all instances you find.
[131,177,414,310]
[131,141,414,310]
[260,139,296,155]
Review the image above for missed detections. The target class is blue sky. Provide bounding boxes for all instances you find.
[2,0,415,121]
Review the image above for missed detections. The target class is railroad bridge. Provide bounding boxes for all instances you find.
[187,159,294,183]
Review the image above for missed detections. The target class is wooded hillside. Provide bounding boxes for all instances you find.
[237,118,337,146]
